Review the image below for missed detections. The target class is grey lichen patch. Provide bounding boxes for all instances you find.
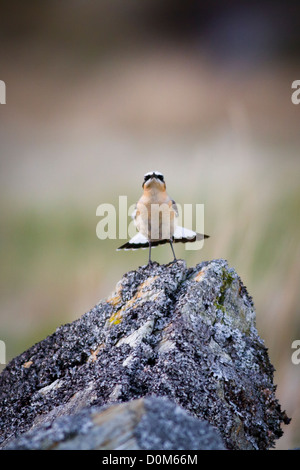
[116,319,155,348]
[37,378,63,396]
[105,275,165,330]
[208,337,232,365]
[0,259,289,450]
[135,397,225,450]
[156,338,176,354]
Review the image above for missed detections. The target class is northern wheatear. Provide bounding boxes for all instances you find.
[117,171,209,264]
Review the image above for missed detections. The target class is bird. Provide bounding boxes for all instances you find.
[117,171,209,264]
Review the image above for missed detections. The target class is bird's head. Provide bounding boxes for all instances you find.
[142,171,166,191]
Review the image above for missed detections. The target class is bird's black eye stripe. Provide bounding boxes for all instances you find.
[144,175,152,182]
[156,174,164,182]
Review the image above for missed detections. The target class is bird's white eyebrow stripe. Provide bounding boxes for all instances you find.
[144,171,164,178]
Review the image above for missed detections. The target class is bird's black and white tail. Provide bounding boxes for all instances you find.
[117,226,209,251]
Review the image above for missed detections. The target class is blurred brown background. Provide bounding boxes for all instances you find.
[0,1,300,449]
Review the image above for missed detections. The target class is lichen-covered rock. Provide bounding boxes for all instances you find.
[4,396,225,450]
[0,259,290,449]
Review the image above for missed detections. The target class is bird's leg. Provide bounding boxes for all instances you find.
[169,238,177,261]
[148,241,152,265]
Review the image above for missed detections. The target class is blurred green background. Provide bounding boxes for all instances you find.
[0,1,300,449]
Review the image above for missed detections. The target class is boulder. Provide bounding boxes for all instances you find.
[0,259,290,449]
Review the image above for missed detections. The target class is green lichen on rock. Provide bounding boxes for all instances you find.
[209,264,255,335]
[215,266,235,309]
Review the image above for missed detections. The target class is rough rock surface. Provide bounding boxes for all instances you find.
[4,396,225,450]
[0,259,289,449]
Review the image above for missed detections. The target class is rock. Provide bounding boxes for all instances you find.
[3,396,225,450]
[0,259,290,450]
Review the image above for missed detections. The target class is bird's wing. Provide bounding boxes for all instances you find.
[131,204,138,222]
[131,208,136,220]
[170,199,179,217]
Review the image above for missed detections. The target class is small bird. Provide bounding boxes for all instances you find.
[117,171,209,264]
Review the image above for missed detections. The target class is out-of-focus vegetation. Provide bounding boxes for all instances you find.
[0,1,299,449]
